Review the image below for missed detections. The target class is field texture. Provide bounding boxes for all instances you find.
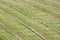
[0,0,60,40]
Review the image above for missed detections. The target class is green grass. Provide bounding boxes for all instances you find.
[0,0,60,40]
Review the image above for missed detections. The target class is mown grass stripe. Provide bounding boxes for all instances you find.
[0,5,45,40]
[14,0,60,20]
[21,0,60,17]
[20,0,60,15]
[0,8,40,39]
[0,0,60,39]
[14,0,60,34]
[14,0,60,25]
[19,0,60,18]
[0,2,59,40]
[1,0,60,34]
[20,0,60,12]
[4,0,59,31]
[1,0,59,34]
[13,0,60,24]
[28,0,60,9]
[0,24,18,40]
[0,22,21,40]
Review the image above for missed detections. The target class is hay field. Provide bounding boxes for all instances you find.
[0,0,60,40]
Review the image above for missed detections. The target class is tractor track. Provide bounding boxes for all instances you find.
[0,1,60,34]
[20,0,60,12]
[14,0,60,23]
[0,6,46,40]
[18,0,60,19]
[13,0,60,34]
[0,22,21,40]
[34,0,60,10]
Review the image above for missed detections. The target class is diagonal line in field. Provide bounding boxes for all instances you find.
[1,1,60,35]
[14,0,60,22]
[34,0,60,9]
[18,0,60,19]
[19,0,60,12]
[0,22,21,40]
[12,0,60,34]
[0,8,46,40]
[33,0,60,10]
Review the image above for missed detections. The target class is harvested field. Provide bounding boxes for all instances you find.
[0,0,60,40]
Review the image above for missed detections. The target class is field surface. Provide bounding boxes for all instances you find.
[0,0,60,40]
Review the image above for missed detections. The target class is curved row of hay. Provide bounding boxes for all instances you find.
[0,0,60,40]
